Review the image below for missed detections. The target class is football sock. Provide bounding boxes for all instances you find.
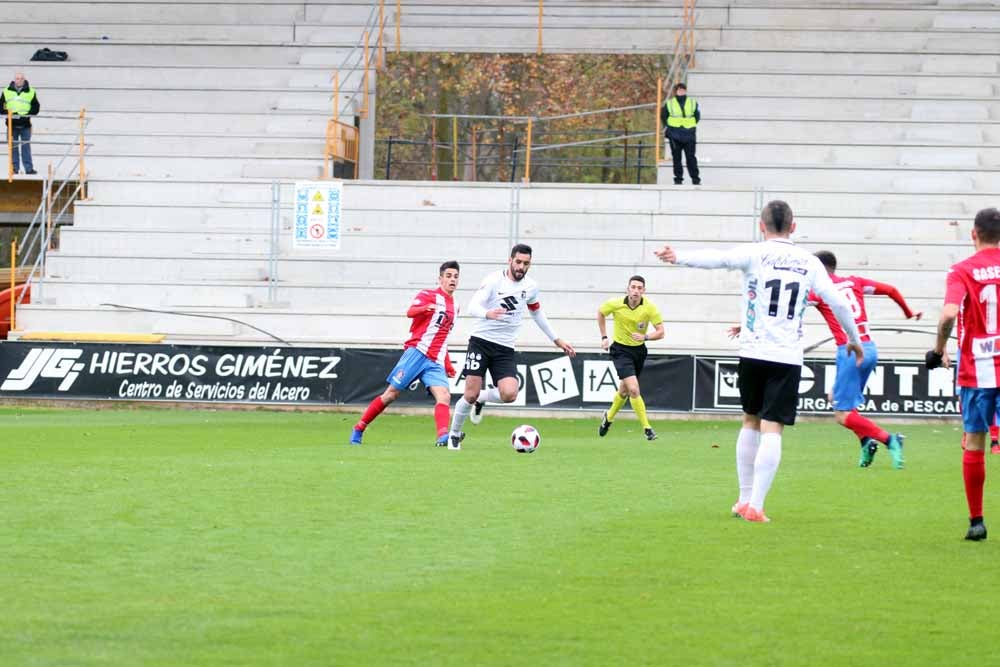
[991,424,999,442]
[736,427,760,504]
[478,386,503,404]
[963,449,986,519]
[450,397,472,436]
[629,395,650,429]
[843,410,889,444]
[607,393,628,421]
[355,396,386,431]
[434,403,450,437]
[749,433,782,510]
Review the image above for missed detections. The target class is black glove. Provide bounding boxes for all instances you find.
[925,349,944,370]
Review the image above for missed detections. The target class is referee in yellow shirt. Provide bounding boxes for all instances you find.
[597,275,665,441]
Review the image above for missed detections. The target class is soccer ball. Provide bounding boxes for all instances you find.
[511,424,540,453]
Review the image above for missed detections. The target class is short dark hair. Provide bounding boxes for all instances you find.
[510,243,532,258]
[628,275,645,286]
[761,200,793,234]
[975,208,1000,244]
[814,251,837,272]
[673,83,687,95]
[439,260,459,275]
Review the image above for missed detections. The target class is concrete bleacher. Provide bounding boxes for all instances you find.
[667,2,1000,192]
[9,0,999,362]
[23,178,973,357]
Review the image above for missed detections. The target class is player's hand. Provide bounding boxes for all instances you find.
[847,342,865,366]
[485,307,507,320]
[911,311,923,321]
[925,349,951,369]
[630,332,646,342]
[601,337,610,351]
[727,326,741,339]
[555,339,576,358]
[653,245,677,264]
[425,303,437,313]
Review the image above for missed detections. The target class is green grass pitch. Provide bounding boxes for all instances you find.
[1,406,997,666]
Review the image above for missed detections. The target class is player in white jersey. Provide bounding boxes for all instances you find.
[447,243,576,450]
[655,200,864,523]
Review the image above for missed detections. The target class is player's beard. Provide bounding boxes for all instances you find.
[511,268,526,280]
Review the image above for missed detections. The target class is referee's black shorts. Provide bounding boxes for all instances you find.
[609,342,647,380]
[737,356,802,426]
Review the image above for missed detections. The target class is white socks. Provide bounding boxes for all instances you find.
[749,433,782,511]
[450,397,472,436]
[478,386,503,404]
[736,427,761,504]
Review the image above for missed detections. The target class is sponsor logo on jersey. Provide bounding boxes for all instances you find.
[973,335,1000,359]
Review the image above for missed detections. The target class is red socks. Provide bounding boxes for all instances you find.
[963,449,986,519]
[356,397,450,438]
[991,425,999,442]
[843,410,890,444]
[355,396,387,431]
[434,403,450,437]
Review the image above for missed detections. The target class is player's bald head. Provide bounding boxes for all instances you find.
[974,208,1000,244]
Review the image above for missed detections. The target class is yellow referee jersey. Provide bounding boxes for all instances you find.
[599,297,663,347]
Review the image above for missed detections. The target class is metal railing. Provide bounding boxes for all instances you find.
[405,103,657,183]
[7,108,89,193]
[378,133,659,184]
[320,0,393,179]
[12,114,93,324]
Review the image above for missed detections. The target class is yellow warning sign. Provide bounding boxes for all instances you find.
[312,191,324,202]
[313,204,324,215]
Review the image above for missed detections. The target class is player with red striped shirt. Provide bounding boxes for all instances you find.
[809,251,922,469]
[351,261,460,446]
[927,207,1000,541]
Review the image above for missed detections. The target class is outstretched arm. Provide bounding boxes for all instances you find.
[531,304,575,357]
[865,279,921,319]
[654,245,752,271]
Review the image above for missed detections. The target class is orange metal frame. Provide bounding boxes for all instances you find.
[324,119,360,179]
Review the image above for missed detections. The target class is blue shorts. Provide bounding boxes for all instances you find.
[960,387,1000,433]
[387,347,449,390]
[832,341,879,411]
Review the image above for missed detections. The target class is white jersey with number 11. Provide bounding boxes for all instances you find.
[675,238,861,366]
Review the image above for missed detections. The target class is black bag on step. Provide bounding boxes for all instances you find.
[30,48,69,62]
